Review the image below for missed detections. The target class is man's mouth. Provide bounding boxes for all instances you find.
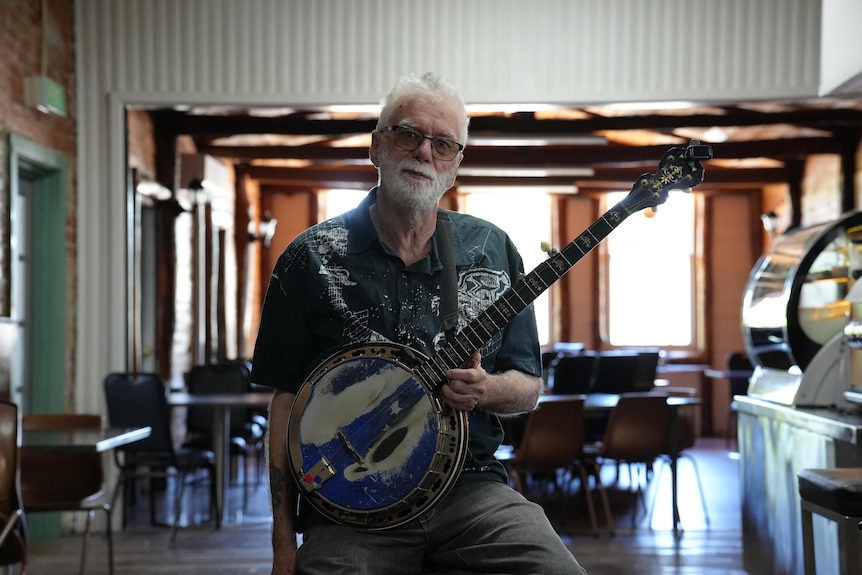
[404,169,432,181]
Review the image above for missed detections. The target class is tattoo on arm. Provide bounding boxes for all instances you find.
[270,463,285,510]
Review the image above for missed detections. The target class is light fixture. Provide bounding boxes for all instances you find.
[249,211,278,247]
[136,180,172,201]
[761,211,780,235]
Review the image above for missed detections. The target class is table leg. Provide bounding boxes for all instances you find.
[669,408,682,534]
[212,407,229,525]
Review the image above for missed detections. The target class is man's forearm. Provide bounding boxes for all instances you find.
[268,390,299,551]
[483,370,542,415]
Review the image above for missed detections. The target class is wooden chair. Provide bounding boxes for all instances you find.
[0,400,27,574]
[588,393,671,526]
[498,396,613,536]
[647,387,710,529]
[20,413,112,574]
[104,372,220,542]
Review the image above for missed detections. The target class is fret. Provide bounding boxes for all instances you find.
[534,261,561,285]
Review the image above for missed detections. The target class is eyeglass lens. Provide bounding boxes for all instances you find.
[390,126,461,160]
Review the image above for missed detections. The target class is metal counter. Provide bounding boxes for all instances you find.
[735,395,862,575]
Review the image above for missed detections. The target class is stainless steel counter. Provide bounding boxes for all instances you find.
[735,395,862,575]
[736,395,862,444]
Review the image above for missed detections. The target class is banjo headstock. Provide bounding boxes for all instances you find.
[620,139,714,214]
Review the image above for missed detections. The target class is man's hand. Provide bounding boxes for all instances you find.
[442,351,487,411]
[443,351,543,415]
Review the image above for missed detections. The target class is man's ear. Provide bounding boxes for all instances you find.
[444,154,464,189]
[369,130,381,167]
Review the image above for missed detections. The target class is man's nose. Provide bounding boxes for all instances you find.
[412,137,435,161]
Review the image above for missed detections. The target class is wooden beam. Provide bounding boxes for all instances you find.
[164,108,862,136]
[200,137,841,166]
[243,164,789,189]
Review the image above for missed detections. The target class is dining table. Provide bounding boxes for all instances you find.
[22,425,152,452]
[167,390,274,524]
[538,392,702,533]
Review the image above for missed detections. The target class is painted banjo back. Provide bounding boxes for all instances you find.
[288,343,467,529]
[287,141,713,529]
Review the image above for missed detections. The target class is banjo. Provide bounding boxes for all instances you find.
[287,140,713,529]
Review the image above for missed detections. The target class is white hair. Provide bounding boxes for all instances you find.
[376,72,470,142]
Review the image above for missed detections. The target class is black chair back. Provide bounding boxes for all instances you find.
[633,350,662,391]
[104,372,174,458]
[550,354,596,395]
[727,352,754,397]
[591,352,642,394]
[185,362,252,436]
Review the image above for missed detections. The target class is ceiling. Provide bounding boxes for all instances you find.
[149,97,862,196]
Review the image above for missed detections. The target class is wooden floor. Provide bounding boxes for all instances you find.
[26,438,749,574]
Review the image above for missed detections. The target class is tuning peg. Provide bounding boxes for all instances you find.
[644,207,657,219]
[684,187,692,194]
[540,241,559,257]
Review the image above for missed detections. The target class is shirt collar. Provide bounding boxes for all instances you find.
[345,187,466,273]
[345,188,379,254]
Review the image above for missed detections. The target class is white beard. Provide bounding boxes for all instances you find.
[377,148,457,213]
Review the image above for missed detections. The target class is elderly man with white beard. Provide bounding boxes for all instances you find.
[251,72,586,575]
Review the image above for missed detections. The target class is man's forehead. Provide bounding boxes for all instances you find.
[392,97,461,135]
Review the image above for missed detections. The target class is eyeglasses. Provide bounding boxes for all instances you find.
[384,125,465,161]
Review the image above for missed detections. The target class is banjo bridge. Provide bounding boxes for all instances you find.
[337,429,365,465]
[300,457,336,492]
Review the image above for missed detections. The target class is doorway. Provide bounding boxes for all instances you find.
[5,134,66,415]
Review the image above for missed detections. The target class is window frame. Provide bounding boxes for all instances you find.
[597,190,705,353]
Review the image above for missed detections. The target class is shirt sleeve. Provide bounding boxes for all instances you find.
[249,240,316,393]
[484,232,542,378]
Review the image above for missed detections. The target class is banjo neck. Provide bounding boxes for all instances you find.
[413,140,712,391]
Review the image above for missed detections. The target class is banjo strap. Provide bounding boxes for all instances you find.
[436,210,458,343]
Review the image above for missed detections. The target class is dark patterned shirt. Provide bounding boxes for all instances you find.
[251,188,541,484]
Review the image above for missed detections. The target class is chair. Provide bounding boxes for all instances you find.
[646,387,710,529]
[497,396,613,536]
[588,393,671,525]
[726,351,753,447]
[591,352,642,394]
[540,350,560,388]
[549,354,596,395]
[633,350,662,392]
[20,413,112,574]
[184,362,265,503]
[798,467,862,575]
[0,400,27,574]
[104,372,220,542]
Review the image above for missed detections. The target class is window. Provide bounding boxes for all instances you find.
[322,189,366,219]
[603,190,698,347]
[463,190,551,346]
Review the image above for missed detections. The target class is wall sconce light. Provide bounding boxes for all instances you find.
[761,211,780,235]
[136,179,172,201]
[249,211,278,247]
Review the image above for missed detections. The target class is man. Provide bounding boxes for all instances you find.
[251,72,585,575]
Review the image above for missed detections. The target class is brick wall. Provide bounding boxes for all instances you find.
[0,0,77,400]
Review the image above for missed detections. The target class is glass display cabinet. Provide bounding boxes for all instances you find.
[741,211,862,405]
